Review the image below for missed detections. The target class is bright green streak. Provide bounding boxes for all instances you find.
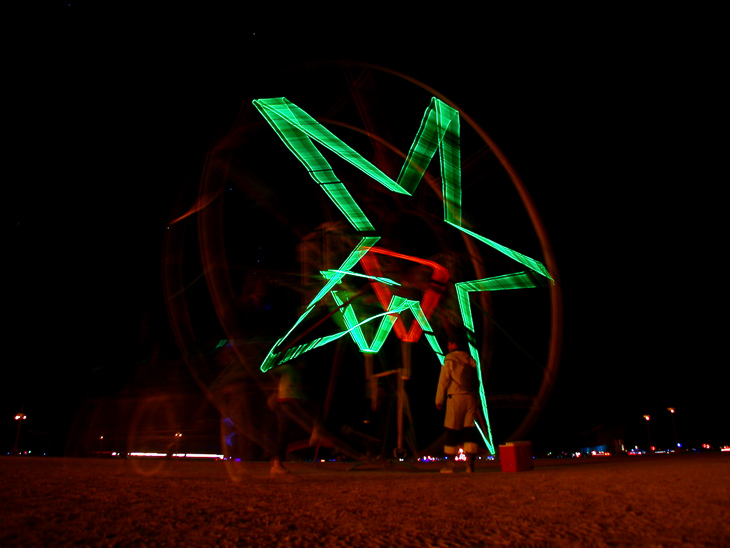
[253,98,406,231]
[455,272,551,451]
[330,291,445,361]
[321,269,400,287]
[254,97,556,454]
[267,293,445,368]
[259,236,379,372]
[253,97,550,279]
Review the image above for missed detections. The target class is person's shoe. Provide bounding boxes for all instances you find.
[270,459,289,475]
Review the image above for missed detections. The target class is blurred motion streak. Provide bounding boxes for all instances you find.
[159,64,563,465]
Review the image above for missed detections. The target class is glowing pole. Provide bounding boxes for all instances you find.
[13,413,27,455]
[397,371,406,458]
[364,353,375,411]
[395,341,412,459]
[667,408,679,448]
[643,415,653,452]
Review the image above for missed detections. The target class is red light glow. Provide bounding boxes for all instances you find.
[360,247,449,343]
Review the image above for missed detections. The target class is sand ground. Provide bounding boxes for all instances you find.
[1,453,728,547]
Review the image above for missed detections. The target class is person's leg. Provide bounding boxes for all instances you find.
[272,401,294,474]
[463,426,479,473]
[442,427,460,473]
[442,395,470,473]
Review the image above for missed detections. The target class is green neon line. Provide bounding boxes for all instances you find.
[253,98,409,195]
[274,292,427,367]
[424,333,445,365]
[253,96,559,454]
[277,303,403,365]
[328,291,444,360]
[473,420,492,453]
[260,236,379,372]
[322,269,401,286]
[446,222,552,280]
[254,96,552,284]
[331,290,371,351]
[476,358,494,455]
[453,271,550,454]
[331,291,401,353]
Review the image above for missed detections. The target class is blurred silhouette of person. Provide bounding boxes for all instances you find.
[269,362,307,475]
[435,335,480,473]
[268,358,360,474]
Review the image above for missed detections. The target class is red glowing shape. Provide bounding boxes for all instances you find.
[360,246,450,343]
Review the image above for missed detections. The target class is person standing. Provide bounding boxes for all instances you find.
[435,337,480,473]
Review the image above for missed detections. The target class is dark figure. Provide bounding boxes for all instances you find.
[269,362,306,475]
[435,338,480,473]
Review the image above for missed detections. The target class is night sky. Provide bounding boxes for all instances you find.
[5,5,724,455]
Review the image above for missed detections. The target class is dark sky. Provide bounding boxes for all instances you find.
[5,5,724,454]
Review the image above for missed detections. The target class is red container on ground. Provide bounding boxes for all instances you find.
[499,441,534,472]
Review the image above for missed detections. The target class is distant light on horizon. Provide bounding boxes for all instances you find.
[114,452,224,460]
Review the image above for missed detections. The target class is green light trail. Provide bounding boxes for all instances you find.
[259,236,379,372]
[321,269,400,287]
[254,96,555,454]
[330,291,445,360]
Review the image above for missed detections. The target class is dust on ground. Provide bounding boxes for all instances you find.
[1,453,728,547]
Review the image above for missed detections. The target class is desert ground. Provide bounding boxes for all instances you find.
[1,453,728,547]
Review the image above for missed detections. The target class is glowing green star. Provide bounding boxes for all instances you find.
[253,97,553,453]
